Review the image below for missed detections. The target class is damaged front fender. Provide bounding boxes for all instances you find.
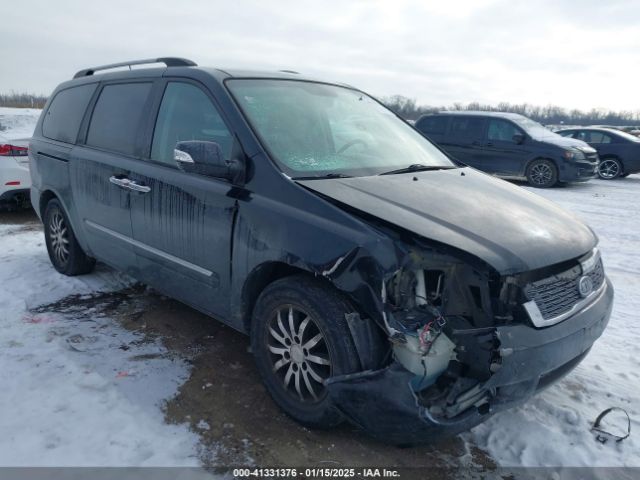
[231,172,613,445]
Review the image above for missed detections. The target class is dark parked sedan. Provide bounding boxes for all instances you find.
[556,127,640,179]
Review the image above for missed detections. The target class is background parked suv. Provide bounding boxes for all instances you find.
[556,127,640,179]
[416,111,599,187]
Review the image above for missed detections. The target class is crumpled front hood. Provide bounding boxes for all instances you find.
[297,168,597,274]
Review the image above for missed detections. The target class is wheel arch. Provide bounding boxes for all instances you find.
[38,189,58,218]
[38,188,92,256]
[245,266,389,377]
[239,261,380,341]
[240,261,312,334]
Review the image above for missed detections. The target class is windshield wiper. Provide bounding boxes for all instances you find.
[378,164,456,176]
[292,173,354,180]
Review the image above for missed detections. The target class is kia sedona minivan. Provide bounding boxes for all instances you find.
[30,58,613,444]
[416,111,599,187]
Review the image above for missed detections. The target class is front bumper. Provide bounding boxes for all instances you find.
[327,277,613,444]
[559,160,598,183]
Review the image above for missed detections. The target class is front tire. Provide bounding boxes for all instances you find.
[598,157,623,180]
[526,159,558,188]
[250,275,365,428]
[44,199,95,276]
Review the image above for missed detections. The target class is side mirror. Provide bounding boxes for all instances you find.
[174,141,244,184]
[513,133,525,145]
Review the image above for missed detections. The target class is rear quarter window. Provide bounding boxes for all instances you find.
[86,83,152,156]
[587,131,612,144]
[42,84,97,143]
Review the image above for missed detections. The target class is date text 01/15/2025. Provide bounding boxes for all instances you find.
[233,468,401,478]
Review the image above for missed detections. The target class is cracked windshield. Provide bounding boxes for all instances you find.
[228,79,454,178]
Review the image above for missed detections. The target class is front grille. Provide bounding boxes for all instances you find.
[524,257,605,321]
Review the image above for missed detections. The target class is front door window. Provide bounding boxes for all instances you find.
[151,82,233,165]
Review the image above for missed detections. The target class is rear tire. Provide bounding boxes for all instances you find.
[598,157,623,180]
[250,275,369,429]
[526,159,558,188]
[44,199,95,276]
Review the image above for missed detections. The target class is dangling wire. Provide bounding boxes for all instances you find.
[418,309,446,354]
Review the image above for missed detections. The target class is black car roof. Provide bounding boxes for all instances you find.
[57,62,353,92]
[556,127,624,134]
[435,111,528,120]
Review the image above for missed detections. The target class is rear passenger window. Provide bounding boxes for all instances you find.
[86,83,152,156]
[42,84,97,143]
[587,132,612,144]
[151,82,233,165]
[417,116,447,134]
[449,117,484,140]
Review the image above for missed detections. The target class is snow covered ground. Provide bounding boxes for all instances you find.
[0,107,41,140]
[0,222,202,466]
[469,178,640,468]
[0,107,637,469]
[2,180,637,469]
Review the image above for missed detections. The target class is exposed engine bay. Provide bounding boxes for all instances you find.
[382,246,503,420]
[335,243,607,429]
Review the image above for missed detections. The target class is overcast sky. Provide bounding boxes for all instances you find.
[2,0,639,111]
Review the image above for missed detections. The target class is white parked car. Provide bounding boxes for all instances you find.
[0,134,31,209]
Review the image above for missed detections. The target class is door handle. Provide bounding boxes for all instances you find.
[109,175,131,189]
[486,142,494,147]
[109,176,151,194]
[127,180,151,193]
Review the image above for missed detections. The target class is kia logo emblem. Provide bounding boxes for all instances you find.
[578,276,593,298]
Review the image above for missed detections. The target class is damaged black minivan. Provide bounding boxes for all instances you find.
[30,58,613,444]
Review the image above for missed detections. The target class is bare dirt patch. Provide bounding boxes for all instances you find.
[33,284,496,478]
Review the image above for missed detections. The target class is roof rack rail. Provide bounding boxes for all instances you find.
[73,57,197,79]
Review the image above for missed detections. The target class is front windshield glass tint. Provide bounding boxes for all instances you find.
[227,79,454,177]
